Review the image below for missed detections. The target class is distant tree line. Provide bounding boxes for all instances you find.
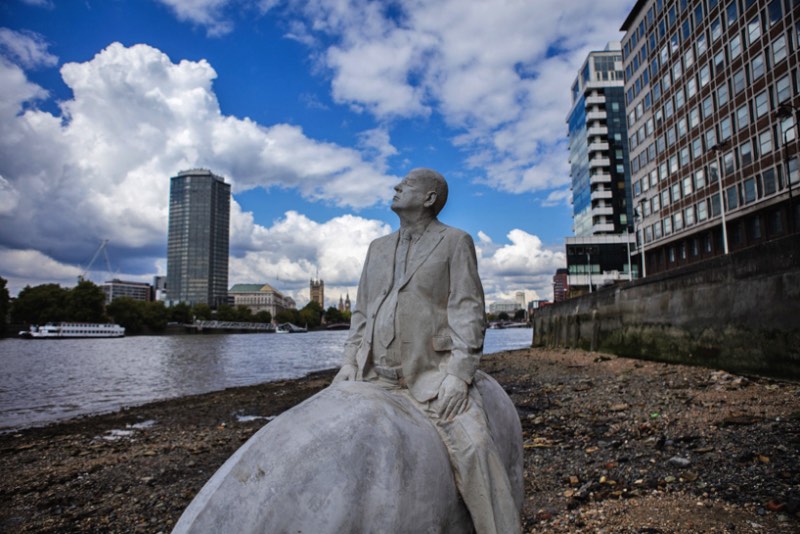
[0,277,349,337]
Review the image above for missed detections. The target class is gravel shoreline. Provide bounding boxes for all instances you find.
[1,347,798,533]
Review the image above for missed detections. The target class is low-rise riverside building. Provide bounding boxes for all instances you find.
[229,283,295,317]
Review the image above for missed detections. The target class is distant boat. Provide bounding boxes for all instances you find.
[325,323,350,330]
[20,322,125,339]
[275,323,307,334]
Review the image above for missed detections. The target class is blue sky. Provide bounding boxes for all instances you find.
[0,0,634,306]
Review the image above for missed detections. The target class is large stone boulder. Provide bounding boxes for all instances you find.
[173,371,522,533]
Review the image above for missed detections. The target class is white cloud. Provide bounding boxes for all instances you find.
[476,229,566,303]
[0,248,83,295]
[230,210,391,307]
[283,0,632,193]
[155,0,279,36]
[0,42,396,280]
[0,27,58,69]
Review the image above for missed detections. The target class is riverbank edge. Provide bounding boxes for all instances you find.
[3,347,799,533]
[1,366,341,439]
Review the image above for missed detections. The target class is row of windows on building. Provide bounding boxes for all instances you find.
[628,31,796,173]
[647,206,791,269]
[637,160,796,243]
[625,0,793,106]
[628,27,795,149]
[628,73,795,191]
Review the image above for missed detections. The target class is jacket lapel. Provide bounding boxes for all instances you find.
[398,220,446,289]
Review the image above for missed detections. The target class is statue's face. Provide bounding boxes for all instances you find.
[391,174,431,212]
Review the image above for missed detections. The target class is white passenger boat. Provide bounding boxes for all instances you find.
[20,322,126,339]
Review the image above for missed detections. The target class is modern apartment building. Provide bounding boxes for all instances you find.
[621,0,799,275]
[166,169,231,307]
[566,42,639,293]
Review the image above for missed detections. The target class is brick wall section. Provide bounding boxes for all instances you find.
[532,234,800,379]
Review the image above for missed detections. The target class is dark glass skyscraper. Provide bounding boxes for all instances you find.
[166,169,230,307]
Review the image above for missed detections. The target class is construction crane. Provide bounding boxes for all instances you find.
[80,239,114,281]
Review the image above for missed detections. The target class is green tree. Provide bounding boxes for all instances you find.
[11,284,69,325]
[513,309,527,321]
[235,305,253,322]
[324,306,344,324]
[275,309,300,325]
[106,297,145,334]
[193,303,212,320]
[169,302,193,324]
[297,300,323,328]
[498,311,510,321]
[254,310,272,324]
[67,280,108,322]
[216,304,236,321]
[142,301,169,332]
[0,276,9,337]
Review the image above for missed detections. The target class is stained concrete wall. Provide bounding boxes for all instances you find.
[532,234,800,379]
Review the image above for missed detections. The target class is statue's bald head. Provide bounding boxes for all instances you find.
[407,168,448,216]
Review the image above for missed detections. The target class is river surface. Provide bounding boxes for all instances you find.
[0,328,532,431]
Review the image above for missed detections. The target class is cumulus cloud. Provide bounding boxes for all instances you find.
[155,0,279,36]
[476,229,566,302]
[0,42,396,291]
[229,210,391,306]
[0,248,83,294]
[0,27,58,69]
[282,0,631,194]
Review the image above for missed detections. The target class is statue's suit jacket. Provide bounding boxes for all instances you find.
[343,219,486,403]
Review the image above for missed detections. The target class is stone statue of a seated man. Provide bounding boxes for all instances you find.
[334,168,521,534]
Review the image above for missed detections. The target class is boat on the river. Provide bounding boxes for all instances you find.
[19,322,126,339]
[275,323,307,334]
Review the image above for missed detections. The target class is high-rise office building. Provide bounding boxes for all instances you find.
[568,42,633,236]
[166,169,231,307]
[621,0,799,276]
[566,42,639,293]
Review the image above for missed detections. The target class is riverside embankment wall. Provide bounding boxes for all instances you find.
[532,234,800,379]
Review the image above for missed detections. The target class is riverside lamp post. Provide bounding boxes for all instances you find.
[710,141,730,255]
[626,224,633,281]
[634,205,646,278]
[776,103,798,234]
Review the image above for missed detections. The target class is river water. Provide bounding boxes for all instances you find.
[0,328,532,432]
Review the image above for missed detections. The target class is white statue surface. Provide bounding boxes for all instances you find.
[173,169,523,534]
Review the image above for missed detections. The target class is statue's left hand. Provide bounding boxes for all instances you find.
[436,374,469,420]
[333,363,356,383]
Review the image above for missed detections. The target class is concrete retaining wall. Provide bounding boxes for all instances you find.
[532,234,800,379]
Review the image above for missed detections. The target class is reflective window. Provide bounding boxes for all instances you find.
[776,75,791,104]
[773,35,787,64]
[695,168,706,190]
[702,96,714,119]
[730,35,742,60]
[726,1,737,26]
[741,140,753,166]
[751,54,765,80]
[768,0,783,25]
[754,90,769,118]
[720,117,732,141]
[732,69,746,94]
[718,81,729,106]
[726,185,739,210]
[759,130,773,154]
[736,104,750,129]
[747,15,762,44]
[711,18,722,42]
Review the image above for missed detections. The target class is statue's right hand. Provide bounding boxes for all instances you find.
[333,363,357,383]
